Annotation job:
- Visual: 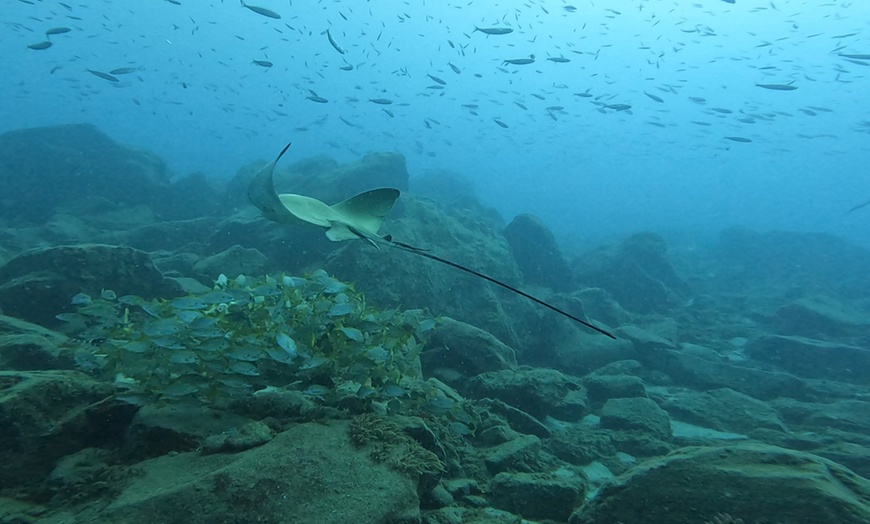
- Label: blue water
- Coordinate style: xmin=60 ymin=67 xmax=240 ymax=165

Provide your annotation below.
xmin=3 ymin=0 xmax=869 ymax=245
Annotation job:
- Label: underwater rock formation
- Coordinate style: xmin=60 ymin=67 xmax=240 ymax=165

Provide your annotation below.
xmin=0 ymin=124 xmax=169 ymax=223
xmin=503 ymin=213 xmax=573 ymax=290
xmin=0 ymin=244 xmax=181 ymax=326
xmin=716 ymin=227 xmax=870 ymax=297
xmin=0 ymin=314 xmax=74 ymax=371
xmin=570 ymin=442 xmax=870 ymax=524
xmin=468 ymin=367 xmax=587 ymax=422
xmin=0 ymin=370 xmax=137 ymax=491
xmin=56 ymin=421 xmax=420 ymax=524
xmin=772 ymin=295 xmax=870 ymax=339
xmin=191 ymin=244 xmax=268 ymax=280
xmin=574 ymin=232 xmax=691 ymax=314
xmin=422 ymin=316 xmax=518 ymax=382
xmin=490 ymin=470 xmax=585 ymax=521
xmin=747 ymin=335 xmax=870 ymax=384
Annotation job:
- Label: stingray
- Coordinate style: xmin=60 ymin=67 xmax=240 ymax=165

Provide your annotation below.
xmin=248 ymin=143 xmax=616 ymax=339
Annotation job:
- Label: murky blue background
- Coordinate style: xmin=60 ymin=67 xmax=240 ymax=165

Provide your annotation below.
xmin=4 ymin=0 xmax=868 ymax=245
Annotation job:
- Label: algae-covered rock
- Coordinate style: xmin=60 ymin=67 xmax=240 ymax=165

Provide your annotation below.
xmin=422 ymin=317 xmax=517 ymax=382
xmin=503 ymin=213 xmax=572 ymax=290
xmin=477 ymin=398 xmax=551 ymax=439
xmin=574 ymin=232 xmax=691 ymax=314
xmin=192 ymin=244 xmax=268 ymax=280
xmin=618 ymin=324 xmax=678 ymax=352
xmin=661 ymin=388 xmax=787 ymax=436
xmin=583 ymin=374 xmax=647 ymax=406
xmin=0 ymin=244 xmax=182 ymax=326
xmin=46 ymin=421 xmax=420 ymax=524
xmin=0 ymin=124 xmax=170 ymax=223
xmin=774 ymin=295 xmax=870 ymax=339
xmin=484 ymin=434 xmax=542 ymax=474
xmin=122 ymin=404 xmax=256 ymax=462
xmin=570 ymin=442 xmax=870 ymax=524
xmin=653 ymin=347 xmax=812 ymax=401
xmin=599 ymin=397 xmax=672 ymax=442
xmin=490 ymin=470 xmax=585 ymax=521
xmin=550 ymin=330 xmax=636 ymax=377
xmin=0 ymin=370 xmax=138 ymax=491
xmin=467 ymin=368 xmax=587 ymax=421
xmin=0 ymin=315 xmax=74 ymax=370
xmin=201 ymin=421 xmax=275 ymax=454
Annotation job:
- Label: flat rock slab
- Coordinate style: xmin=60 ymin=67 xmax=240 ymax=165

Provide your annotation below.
xmin=661 ymin=387 xmax=787 ymax=435
xmin=468 ymin=368 xmax=586 ymax=421
xmin=747 ymin=335 xmax=870 ymax=384
xmin=570 ymin=442 xmax=870 ymax=524
xmin=48 ymin=420 xmax=419 ymax=524
xmin=490 ymin=471 xmax=585 ymax=522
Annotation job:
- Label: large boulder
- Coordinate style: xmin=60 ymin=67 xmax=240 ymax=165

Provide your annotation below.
xmin=422 ymin=317 xmax=517 ymax=383
xmin=0 ymin=370 xmax=137 ymax=491
xmin=0 ymin=244 xmax=182 ymax=326
xmin=570 ymin=442 xmax=870 ymax=524
xmin=0 ymin=124 xmax=168 ymax=223
xmin=715 ymin=227 xmax=870 ymax=297
xmin=503 ymin=214 xmax=572 ymax=290
xmin=661 ymin=388 xmax=787 ymax=435
xmin=42 ymin=420 xmax=420 ymax=524
xmin=773 ymin=296 xmax=870 ymax=339
xmin=468 ymin=368 xmax=587 ymax=421
xmin=0 ymin=315 xmax=74 ymax=371
xmin=490 ymin=470 xmax=585 ymax=522
xmin=650 ymin=347 xmax=813 ymax=401
xmin=574 ymin=233 xmax=691 ymax=314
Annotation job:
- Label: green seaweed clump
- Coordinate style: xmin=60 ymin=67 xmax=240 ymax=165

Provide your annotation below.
xmin=59 ymin=270 xmax=436 ymax=406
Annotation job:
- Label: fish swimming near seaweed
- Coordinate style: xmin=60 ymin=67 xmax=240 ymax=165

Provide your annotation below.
xmin=248 ymin=143 xmax=616 ymax=339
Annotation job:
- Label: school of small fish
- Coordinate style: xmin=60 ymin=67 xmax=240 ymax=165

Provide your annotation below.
xmin=6 ymin=0 xmax=868 ymax=163
xmin=60 ymin=270 xmax=437 ymax=405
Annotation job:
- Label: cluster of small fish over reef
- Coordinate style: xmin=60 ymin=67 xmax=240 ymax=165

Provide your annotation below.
xmin=59 ymin=270 xmax=445 ymax=412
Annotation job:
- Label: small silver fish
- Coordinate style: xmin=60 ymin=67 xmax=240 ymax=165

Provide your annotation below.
xmin=756 ymin=83 xmax=798 ymax=91
xmin=326 ymin=29 xmax=345 ymax=54
xmin=109 ymin=67 xmax=138 ymax=75
xmin=87 ymin=69 xmax=119 ymax=82
xmin=27 ymin=41 xmax=53 ymax=50
xmin=240 ymin=0 xmax=281 ymax=19
xmin=71 ymin=292 xmax=92 ymax=306
xmin=338 ymin=327 xmax=364 ymax=342
xmin=276 ymin=332 xmax=298 ymax=359
xmin=474 ymin=27 xmax=513 ymax=35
